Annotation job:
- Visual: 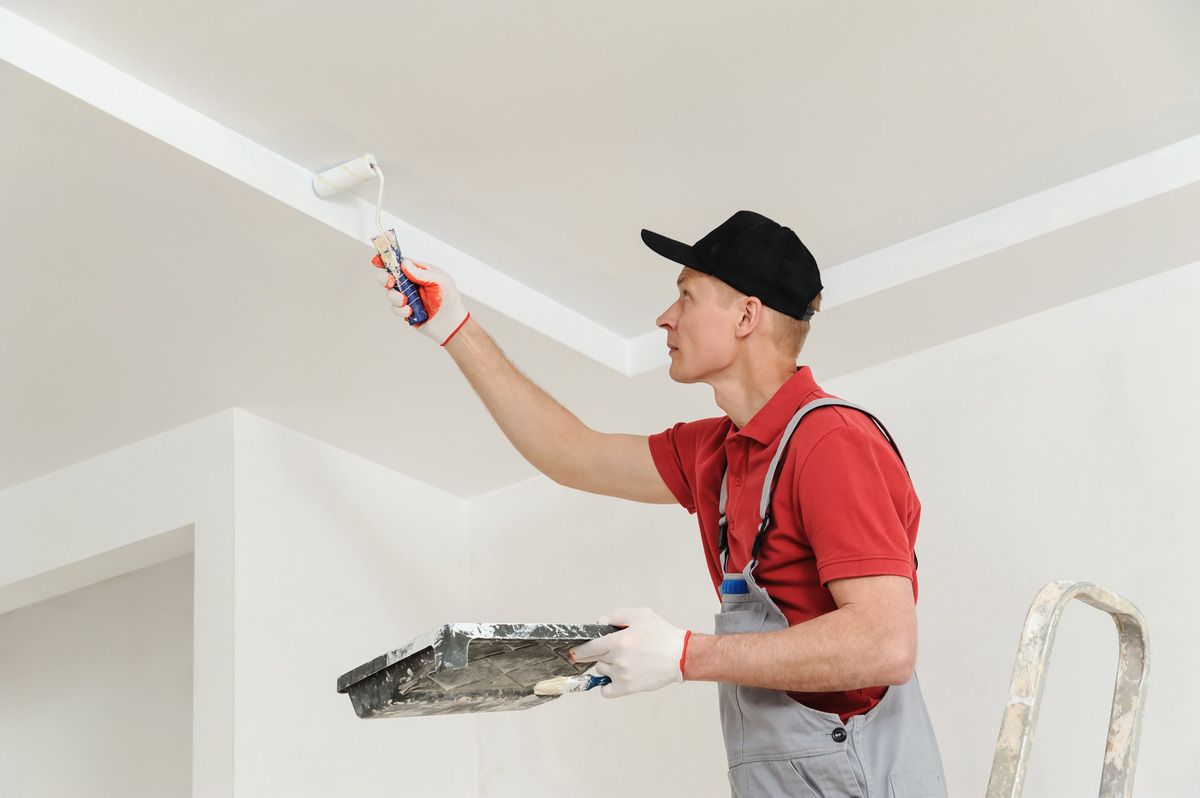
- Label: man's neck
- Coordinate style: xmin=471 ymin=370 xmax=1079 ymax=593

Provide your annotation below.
xmin=711 ymin=362 xmax=799 ymax=429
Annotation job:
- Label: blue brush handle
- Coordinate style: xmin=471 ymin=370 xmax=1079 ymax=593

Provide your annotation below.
xmin=383 ymin=235 xmax=429 ymax=325
xmin=585 ymin=675 xmax=612 ymax=691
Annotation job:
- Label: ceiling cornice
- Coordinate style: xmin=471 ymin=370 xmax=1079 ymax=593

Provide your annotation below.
xmin=628 ymin=135 xmax=1200 ymax=373
xmin=5 ymin=6 xmax=1199 ymax=379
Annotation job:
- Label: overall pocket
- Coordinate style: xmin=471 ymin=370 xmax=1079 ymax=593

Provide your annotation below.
xmin=728 ymin=750 xmax=861 ymax=798
xmin=888 ymin=772 xmax=947 ymax=798
xmin=714 ymin=601 xmax=769 ymax=635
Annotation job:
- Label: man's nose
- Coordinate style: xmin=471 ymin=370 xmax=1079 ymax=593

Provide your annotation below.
xmin=657 ymin=304 xmax=677 ymax=330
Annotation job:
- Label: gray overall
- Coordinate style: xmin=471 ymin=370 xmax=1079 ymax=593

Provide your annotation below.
xmin=716 ymin=398 xmax=947 ymax=798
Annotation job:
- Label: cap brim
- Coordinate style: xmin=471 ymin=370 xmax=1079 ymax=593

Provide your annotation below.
xmin=640 ymin=229 xmax=704 ymax=272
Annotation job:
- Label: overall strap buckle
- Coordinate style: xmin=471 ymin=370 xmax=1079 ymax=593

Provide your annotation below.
xmin=751 ymin=512 xmax=772 ymax=560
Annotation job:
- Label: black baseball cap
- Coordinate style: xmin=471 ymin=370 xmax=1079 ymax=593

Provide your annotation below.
xmin=641 ymin=210 xmax=822 ymax=321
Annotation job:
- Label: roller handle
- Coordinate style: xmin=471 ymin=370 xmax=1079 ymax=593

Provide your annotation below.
xmin=371 ymin=230 xmax=429 ymax=326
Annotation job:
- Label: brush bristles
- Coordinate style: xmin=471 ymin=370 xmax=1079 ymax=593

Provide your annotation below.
xmin=533 ymin=676 xmax=576 ymax=696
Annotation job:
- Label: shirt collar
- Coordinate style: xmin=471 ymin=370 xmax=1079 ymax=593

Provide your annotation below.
xmin=728 ymin=366 xmax=822 ymax=446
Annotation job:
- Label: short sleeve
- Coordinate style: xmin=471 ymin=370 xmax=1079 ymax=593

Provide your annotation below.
xmin=650 ymin=416 xmax=730 ymax=514
xmin=797 ymin=425 xmax=915 ymax=585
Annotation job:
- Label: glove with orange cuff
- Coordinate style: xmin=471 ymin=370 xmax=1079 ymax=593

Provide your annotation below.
xmin=373 ymin=255 xmax=470 ymax=346
xmin=569 ymin=607 xmax=693 ymax=698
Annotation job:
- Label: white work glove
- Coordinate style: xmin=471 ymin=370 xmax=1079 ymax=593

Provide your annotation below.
xmin=372 ymin=254 xmax=470 ymax=346
xmin=570 ymin=607 xmax=692 ymax=698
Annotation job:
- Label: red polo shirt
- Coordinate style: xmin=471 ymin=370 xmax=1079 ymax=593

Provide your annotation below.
xmin=647 ymin=366 xmax=921 ymax=721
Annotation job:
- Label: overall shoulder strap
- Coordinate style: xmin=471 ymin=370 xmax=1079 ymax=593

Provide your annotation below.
xmin=718 ymin=397 xmax=917 ymax=572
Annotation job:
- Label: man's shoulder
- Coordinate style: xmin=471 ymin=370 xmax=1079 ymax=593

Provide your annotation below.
xmin=789 ymin=395 xmax=894 ymax=458
xmin=667 ymin=414 xmax=731 ymax=440
xmin=653 ymin=415 xmax=730 ymax=456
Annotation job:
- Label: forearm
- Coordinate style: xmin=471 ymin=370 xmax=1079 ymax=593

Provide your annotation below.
xmin=442 ymin=316 xmax=592 ymax=483
xmin=685 ymin=605 xmax=915 ymax=692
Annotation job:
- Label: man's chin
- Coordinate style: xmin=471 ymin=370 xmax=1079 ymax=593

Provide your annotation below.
xmin=667 ymin=362 xmax=697 ymax=385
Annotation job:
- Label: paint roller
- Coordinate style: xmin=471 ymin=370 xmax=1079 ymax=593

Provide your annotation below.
xmin=312 ymin=154 xmax=429 ymax=325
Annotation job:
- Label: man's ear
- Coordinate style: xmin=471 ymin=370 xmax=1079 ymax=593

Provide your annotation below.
xmin=735 ymin=296 xmax=765 ymax=339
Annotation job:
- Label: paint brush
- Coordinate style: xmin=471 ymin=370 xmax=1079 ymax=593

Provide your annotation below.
xmin=533 ymin=674 xmax=612 ymax=696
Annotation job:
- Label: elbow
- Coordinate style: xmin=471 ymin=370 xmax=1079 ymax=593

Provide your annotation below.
xmin=881 ymin=635 xmax=917 ymax=686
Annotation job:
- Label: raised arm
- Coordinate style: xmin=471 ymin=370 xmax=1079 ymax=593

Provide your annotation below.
xmin=375 ymin=256 xmax=675 ymax=504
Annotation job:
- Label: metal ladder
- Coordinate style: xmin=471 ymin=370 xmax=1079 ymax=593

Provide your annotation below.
xmin=985 ymin=581 xmax=1151 ymax=798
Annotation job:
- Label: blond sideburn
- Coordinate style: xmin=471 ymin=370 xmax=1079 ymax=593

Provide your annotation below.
xmin=713 ymin=279 xmax=822 ymax=359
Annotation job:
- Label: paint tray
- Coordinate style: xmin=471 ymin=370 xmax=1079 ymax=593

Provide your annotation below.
xmin=336 ymin=623 xmax=617 ymax=718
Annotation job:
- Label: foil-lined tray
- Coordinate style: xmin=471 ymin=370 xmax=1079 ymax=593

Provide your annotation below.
xmin=336 ymin=623 xmax=617 ymax=718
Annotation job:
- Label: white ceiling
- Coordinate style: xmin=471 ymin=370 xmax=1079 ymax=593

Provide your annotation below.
xmin=3 ymin=2 xmax=1200 ymax=497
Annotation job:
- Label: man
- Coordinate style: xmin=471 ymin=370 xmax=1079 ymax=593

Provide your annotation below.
xmin=372 ymin=210 xmax=945 ymax=797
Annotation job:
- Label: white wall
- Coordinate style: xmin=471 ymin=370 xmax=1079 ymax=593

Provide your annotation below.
xmin=0 ymin=412 xmax=235 ymax=797
xmin=466 ymin=257 xmax=1200 ymax=797
xmin=4 ymin=259 xmax=1197 ymax=797
xmin=230 ymin=412 xmax=476 ymax=797
xmin=0 ymin=554 xmax=194 ymax=798
xmin=468 ymin=479 xmax=727 ymax=797
xmin=0 ymin=410 xmax=476 ymax=798
xmin=825 ymin=256 xmax=1200 ymax=796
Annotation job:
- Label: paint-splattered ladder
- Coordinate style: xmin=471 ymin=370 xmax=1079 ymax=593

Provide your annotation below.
xmin=985 ymin=581 xmax=1150 ymax=798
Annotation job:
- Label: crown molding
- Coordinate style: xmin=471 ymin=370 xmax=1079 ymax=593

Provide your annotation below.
xmin=629 ymin=135 xmax=1200 ymax=373
xmin=0 ymin=7 xmax=629 ymax=372
xmin=4 ymin=6 xmax=1198 ymax=379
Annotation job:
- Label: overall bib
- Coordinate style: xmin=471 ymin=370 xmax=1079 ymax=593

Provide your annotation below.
xmin=716 ymin=398 xmax=947 ymax=798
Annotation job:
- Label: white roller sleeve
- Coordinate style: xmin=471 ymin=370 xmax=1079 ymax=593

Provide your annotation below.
xmin=312 ymin=154 xmax=379 ymax=198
